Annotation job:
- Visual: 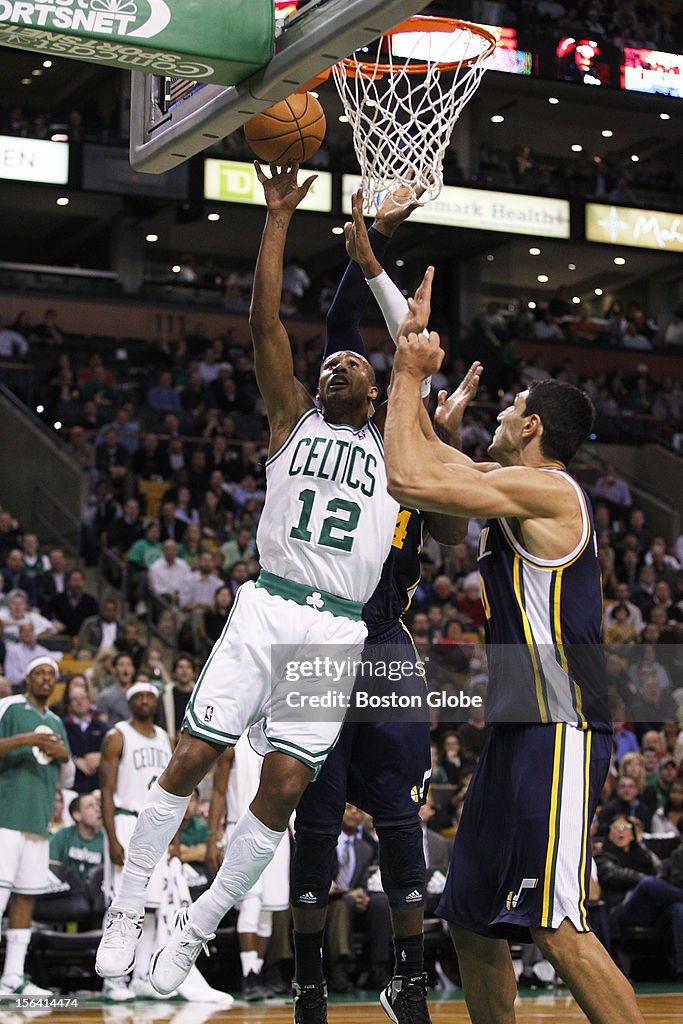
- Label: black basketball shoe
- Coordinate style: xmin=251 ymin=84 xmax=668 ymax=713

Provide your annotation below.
xmin=380 ymin=973 xmax=431 ymax=1024
xmin=293 ymin=980 xmax=328 ymax=1024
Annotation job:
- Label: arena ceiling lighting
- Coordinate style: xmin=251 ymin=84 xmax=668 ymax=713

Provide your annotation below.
xmin=537 ymin=274 xmax=549 ymax=282
xmin=631 ymin=154 xmax=640 ymax=161
xmin=331 ymin=226 xmax=344 ymax=235
xmin=42 ymin=60 xmax=52 ymax=68
xmin=601 ymin=129 xmax=613 ymax=137
xmin=529 ymin=247 xmax=541 ymax=255
xmin=595 ymin=287 xmax=603 ymax=295
xmin=659 ymin=112 xmax=670 ymax=120
xmin=571 ymin=144 xmax=582 ymax=152
xmin=56 ymin=197 xmax=69 ymax=206
xmin=614 ymin=256 xmax=626 ymax=265
xmin=572 ymin=295 xmax=581 ymax=303
xmin=490 ymin=114 xmax=505 ymax=123
xmin=145 ymin=233 xmax=159 ymax=243
xmin=207 ymin=213 xmax=221 ymax=221
xmin=548 ymin=97 xmax=559 ymax=104
xmin=528 ymin=301 xmax=537 ymax=309
xmin=568 ymin=263 xmax=576 ymax=270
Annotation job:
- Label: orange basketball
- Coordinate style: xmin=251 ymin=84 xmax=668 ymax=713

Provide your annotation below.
xmin=244 ymin=92 xmax=326 ymax=166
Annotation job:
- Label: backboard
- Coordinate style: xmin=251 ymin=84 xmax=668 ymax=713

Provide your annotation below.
xmin=130 ymin=0 xmax=429 ymax=173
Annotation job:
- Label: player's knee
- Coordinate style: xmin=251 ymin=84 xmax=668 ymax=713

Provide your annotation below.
xmin=162 ymin=733 xmax=219 ymax=790
xmin=376 ymin=820 xmax=426 ymax=908
xmin=291 ymin=829 xmax=338 ymax=909
xmin=259 ymin=753 xmax=313 ymax=811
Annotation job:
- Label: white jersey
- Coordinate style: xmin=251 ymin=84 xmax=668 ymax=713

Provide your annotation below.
xmin=257 ymin=408 xmax=398 ymax=603
xmin=113 ymin=721 xmax=172 ymax=814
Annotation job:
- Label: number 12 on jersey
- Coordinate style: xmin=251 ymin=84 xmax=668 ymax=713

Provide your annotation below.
xmin=290 ymin=488 xmax=361 ymax=552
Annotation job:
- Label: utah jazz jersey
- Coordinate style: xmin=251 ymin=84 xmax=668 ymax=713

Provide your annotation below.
xmin=363 ymin=507 xmax=423 ymax=638
xmin=258 ymin=408 xmax=399 ymax=604
xmin=113 ymin=721 xmax=172 ymax=813
xmin=478 ymin=470 xmax=609 ymax=730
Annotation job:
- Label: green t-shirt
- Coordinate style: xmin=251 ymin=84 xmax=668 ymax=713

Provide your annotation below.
xmin=128 ymin=539 xmax=163 ymax=567
xmin=49 ymin=825 xmax=104 ymax=879
xmin=0 ymin=695 xmax=71 ymax=837
xmin=180 ymin=815 xmax=208 ymax=848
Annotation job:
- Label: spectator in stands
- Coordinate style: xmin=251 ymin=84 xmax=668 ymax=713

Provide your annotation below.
xmin=201 ymin=585 xmax=233 ymax=649
xmin=98 ymin=406 xmax=138 ymax=455
xmin=598 ymin=775 xmax=653 ymax=834
xmin=132 ymin=431 xmax=168 ymax=481
xmin=0 ymin=589 xmax=55 ymax=641
xmin=594 ymin=463 xmax=632 ymax=510
xmin=532 ymin=309 xmax=564 ymax=343
xmin=106 ymin=497 xmax=143 ymax=555
xmin=148 ymin=539 xmax=191 ymax=608
xmin=198 ymin=488 xmax=225 ymax=540
xmin=605 ymin=603 xmax=638 ymax=645
xmin=159 ymin=499 xmax=187 ymax=544
xmin=220 ymin=525 xmax=256 ymax=572
xmin=96 ymin=428 xmax=132 ymax=502
xmin=179 ymin=551 xmax=223 ymax=614
xmin=78 ymin=597 xmax=124 ymax=655
xmin=62 ymin=675 xmax=107 ymax=794
xmin=282 ymin=255 xmax=311 ymax=300
xmin=612 ymin=705 xmax=640 ymax=764
xmin=604 ymin=582 xmax=644 ymax=634
xmin=81 ymin=364 xmax=116 ymax=407
xmin=650 ymin=780 xmax=683 ymax=836
xmin=21 ymin=533 xmax=46 ymax=579
xmin=177 ymin=788 xmax=208 ymax=864
xmin=3 ymin=622 xmax=58 ymax=689
xmin=0 ymin=316 xmax=29 ymax=359
xmin=51 ymin=568 xmax=99 ymax=638
xmin=644 ymin=757 xmax=680 ymax=814
xmin=439 ymin=731 xmax=468 ymax=786
xmin=199 ymin=345 xmax=220 ymax=384
xmin=645 ymin=537 xmax=680 ymax=585
xmin=37 ymin=547 xmax=67 ymax=613
xmin=95 ymin=651 xmax=136 ymax=726
xmin=0 ymin=510 xmax=21 ymax=565
xmin=81 ymin=479 xmax=120 ymax=566
xmin=31 ymin=308 xmax=64 ymax=346
xmin=114 ymin=620 xmax=146 ymax=672
xmin=148 ymin=370 xmax=181 ymax=415
xmin=324 ymin=804 xmax=391 ymax=993
xmin=49 ymin=792 xmax=104 ymax=880
xmin=159 ymin=654 xmax=197 ymax=739
xmin=1 ymin=548 xmax=37 ymax=606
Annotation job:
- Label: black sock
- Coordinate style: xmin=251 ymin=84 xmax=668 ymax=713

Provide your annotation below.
xmin=293 ymin=929 xmax=325 ymax=987
xmin=394 ymin=933 xmax=424 ymax=978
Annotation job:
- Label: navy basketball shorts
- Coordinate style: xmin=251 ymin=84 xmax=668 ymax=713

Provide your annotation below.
xmin=437 ymin=722 xmax=612 ymax=941
xmin=295 ymin=622 xmax=431 ymax=831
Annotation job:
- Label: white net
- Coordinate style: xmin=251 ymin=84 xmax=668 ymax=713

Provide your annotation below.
xmin=332 ymin=18 xmax=495 ymax=209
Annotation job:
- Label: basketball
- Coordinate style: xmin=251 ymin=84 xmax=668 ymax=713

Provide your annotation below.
xmin=244 ymin=92 xmax=326 ymax=166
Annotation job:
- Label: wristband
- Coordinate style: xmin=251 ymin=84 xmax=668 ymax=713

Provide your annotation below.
xmin=421 ymin=377 xmax=432 ymax=399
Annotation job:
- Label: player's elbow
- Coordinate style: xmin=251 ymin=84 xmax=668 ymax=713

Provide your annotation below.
xmin=387 ymin=467 xmax=420 ymax=506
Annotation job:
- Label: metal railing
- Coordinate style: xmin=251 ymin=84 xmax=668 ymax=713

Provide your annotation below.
xmin=31 ymin=483 xmax=82 ymax=558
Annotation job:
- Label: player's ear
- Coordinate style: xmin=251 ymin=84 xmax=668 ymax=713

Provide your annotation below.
xmin=368 ymin=384 xmax=379 ymax=402
xmin=523 ymin=413 xmax=542 ymax=439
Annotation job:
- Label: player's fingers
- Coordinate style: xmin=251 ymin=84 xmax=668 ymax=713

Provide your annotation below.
xmin=253 ymin=160 xmax=266 ymax=181
xmin=300 ymin=174 xmax=318 ymax=195
xmin=437 ymin=389 xmax=447 ymax=407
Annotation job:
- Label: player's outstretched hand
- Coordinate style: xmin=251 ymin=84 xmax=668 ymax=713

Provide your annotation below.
xmin=254 ymin=161 xmax=317 ymax=213
xmin=434 ymin=361 xmax=484 ymax=437
xmin=373 ymin=176 xmax=426 ymax=236
xmin=395 ymin=329 xmax=444 ymax=380
xmin=343 ymin=188 xmax=382 ymax=277
xmin=395 ymin=265 xmax=434 ymax=342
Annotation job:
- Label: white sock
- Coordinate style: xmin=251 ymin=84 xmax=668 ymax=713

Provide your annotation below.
xmin=255 ymin=957 xmax=264 ymax=975
xmin=132 ymin=913 xmax=157 ymax=981
xmin=115 ymin=782 xmax=190 ymax=915
xmin=240 ymin=950 xmax=259 ymax=977
xmin=191 ymin=809 xmax=285 ymax=936
xmin=1 ymin=928 xmax=31 ymax=985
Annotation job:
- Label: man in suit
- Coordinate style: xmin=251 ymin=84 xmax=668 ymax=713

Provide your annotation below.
xmin=51 ymin=568 xmax=99 ymax=639
xmin=1 ymin=549 xmax=37 ymax=607
xmin=324 ymin=806 xmax=392 ymax=993
xmin=419 ymin=802 xmax=452 ymax=915
xmin=37 ymin=548 xmax=67 ymax=614
xmin=77 ymin=597 xmax=124 ymax=656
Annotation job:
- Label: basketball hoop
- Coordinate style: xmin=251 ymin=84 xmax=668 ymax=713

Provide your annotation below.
xmin=332 ymin=16 xmax=496 ymax=209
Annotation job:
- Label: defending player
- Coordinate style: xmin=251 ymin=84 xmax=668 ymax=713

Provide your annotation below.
xmin=95 ymin=163 xmax=400 ymax=995
xmin=290 ymin=190 xmax=476 ymax=1024
xmin=382 ymin=271 xmax=645 ymax=1024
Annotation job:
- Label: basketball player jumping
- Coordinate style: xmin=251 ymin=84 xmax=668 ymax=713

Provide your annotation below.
xmin=381 ymin=267 xmax=645 ymax=1024
xmin=290 ymin=188 xmax=474 ymax=1024
xmin=95 ymin=162 xmax=400 ymax=995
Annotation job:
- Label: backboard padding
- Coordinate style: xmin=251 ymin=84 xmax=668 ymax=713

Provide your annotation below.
xmin=130 ymin=0 xmax=429 ymax=173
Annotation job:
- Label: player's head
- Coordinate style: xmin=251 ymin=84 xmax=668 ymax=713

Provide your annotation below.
xmin=317 ymin=351 xmax=377 ymax=420
xmin=489 ymin=380 xmax=594 ymax=466
xmin=126 ymin=680 xmax=159 ymax=721
xmin=25 ymin=656 xmax=59 ymax=703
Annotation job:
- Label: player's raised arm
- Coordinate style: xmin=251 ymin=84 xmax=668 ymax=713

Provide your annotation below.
xmin=385 ymin=301 xmax=572 ymax=524
xmin=250 ymin=162 xmax=318 ymax=455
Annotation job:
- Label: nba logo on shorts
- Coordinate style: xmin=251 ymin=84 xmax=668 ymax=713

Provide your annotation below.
xmin=204 ymin=705 xmax=214 ymax=723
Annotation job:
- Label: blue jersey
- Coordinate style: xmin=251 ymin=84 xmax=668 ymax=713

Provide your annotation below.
xmin=477 ymin=469 xmax=610 ymax=730
xmin=363 ymin=507 xmax=423 ymax=639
